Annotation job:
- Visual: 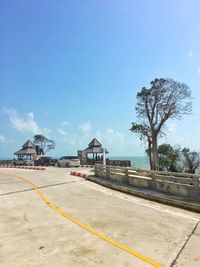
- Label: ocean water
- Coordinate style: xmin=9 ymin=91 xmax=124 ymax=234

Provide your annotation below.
xmin=0 ymin=156 xmax=150 ymax=170
xmin=0 ymin=158 xmax=13 ymax=161
xmin=109 ymin=156 xmax=150 ymax=170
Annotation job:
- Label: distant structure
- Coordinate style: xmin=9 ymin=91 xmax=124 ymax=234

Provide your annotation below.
xmin=78 ymin=138 xmax=131 ymax=167
xmin=78 ymin=138 xmax=108 ymax=164
xmin=14 ymin=140 xmax=37 ymax=160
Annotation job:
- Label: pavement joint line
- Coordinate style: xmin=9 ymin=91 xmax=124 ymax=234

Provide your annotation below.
xmin=78 ymin=181 xmax=200 ymax=222
xmin=1 ymin=171 xmax=199 ymax=222
xmin=0 ymin=180 xmax=81 ymax=196
xmin=4 ymin=172 xmax=164 ymax=267
xmin=169 ymin=221 xmax=200 ymax=267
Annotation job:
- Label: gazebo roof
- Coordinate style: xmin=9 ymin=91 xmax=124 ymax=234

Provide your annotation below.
xmin=14 ymin=148 xmax=37 ymax=155
xmin=88 ymin=138 xmax=102 ymax=148
xmin=14 ymin=139 xmax=37 ymax=155
xmin=22 ymin=140 xmax=35 ymax=148
xmin=83 ymin=138 xmax=108 ymax=154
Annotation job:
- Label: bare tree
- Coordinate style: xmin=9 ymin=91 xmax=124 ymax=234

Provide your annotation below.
xmin=130 ymin=78 xmax=192 ymax=170
xmin=33 ymin=134 xmax=55 ymax=155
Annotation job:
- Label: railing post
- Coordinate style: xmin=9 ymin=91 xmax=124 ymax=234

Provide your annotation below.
xmin=151 ymin=171 xmax=156 ymax=181
xmin=150 ymin=171 xmax=156 ymax=190
xmin=192 ymin=176 xmax=200 ymax=200
xmin=105 ymin=165 xmax=109 ymax=179
xmin=123 ymin=167 xmax=129 ymax=184
xmin=101 ymin=164 xmax=105 ymax=178
xmin=103 ymin=165 xmax=106 ymax=178
xmin=94 ymin=164 xmax=98 ymax=176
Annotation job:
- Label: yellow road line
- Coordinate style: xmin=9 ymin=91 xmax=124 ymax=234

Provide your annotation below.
xmin=7 ymin=173 xmax=164 ymax=267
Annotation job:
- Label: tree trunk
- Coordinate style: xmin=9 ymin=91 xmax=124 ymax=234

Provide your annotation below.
xmin=148 ymin=141 xmax=153 ymax=170
xmin=151 ymin=135 xmax=158 ymax=170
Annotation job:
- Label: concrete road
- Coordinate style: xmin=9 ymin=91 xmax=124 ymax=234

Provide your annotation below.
xmin=0 ymin=167 xmax=200 ymax=267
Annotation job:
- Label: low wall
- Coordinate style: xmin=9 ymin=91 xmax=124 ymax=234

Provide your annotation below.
xmin=81 ymin=160 xmax=131 ymax=167
xmin=94 ymin=165 xmax=200 ymax=200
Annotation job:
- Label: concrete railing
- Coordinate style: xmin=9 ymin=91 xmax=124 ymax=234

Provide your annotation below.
xmin=94 ymin=164 xmax=200 ymax=200
xmin=81 ymin=159 xmax=131 ymax=167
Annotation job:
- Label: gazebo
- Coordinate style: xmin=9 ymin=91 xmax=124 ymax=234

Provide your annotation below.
xmin=14 ymin=140 xmax=37 ymax=160
xmin=79 ymin=138 xmax=108 ymax=163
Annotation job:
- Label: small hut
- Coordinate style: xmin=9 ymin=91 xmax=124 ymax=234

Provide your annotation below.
xmin=14 ymin=140 xmax=37 ymax=160
xmin=79 ymin=138 xmax=108 ymax=164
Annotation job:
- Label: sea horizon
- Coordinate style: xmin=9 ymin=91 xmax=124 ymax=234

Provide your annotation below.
xmin=109 ymin=155 xmax=150 ymax=170
xmin=0 ymin=155 xmax=150 ymax=170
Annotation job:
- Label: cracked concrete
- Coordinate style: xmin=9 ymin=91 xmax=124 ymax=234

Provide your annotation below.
xmin=171 ymin=222 xmax=200 ymax=267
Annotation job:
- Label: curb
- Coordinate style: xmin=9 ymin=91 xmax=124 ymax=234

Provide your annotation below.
xmin=87 ymin=176 xmax=200 ymax=213
xmin=80 ymin=165 xmax=94 ymax=168
xmin=0 ymin=165 xmax=46 ymax=171
xmin=70 ymin=171 xmax=89 ymax=179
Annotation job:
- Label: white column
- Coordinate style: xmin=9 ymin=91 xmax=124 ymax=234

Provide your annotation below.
xmin=103 ymin=148 xmax=106 ymax=166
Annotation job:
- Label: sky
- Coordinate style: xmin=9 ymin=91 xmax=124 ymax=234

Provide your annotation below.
xmin=0 ymin=0 xmax=200 ymax=158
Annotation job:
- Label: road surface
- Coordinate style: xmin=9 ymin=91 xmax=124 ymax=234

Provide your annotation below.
xmin=0 ymin=167 xmax=199 ymax=267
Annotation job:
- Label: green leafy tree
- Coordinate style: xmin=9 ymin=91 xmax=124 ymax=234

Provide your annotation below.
xmin=33 ymin=134 xmax=55 ymax=155
xmin=130 ymin=78 xmax=192 ymax=170
xmin=157 ymin=144 xmax=180 ymax=172
xmin=145 ymin=144 xmax=180 ymax=172
xmin=181 ymin=148 xmax=200 ymax=174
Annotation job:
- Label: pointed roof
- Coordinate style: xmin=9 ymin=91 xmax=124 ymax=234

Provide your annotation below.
xmin=22 ymin=140 xmax=35 ymax=148
xmin=14 ymin=139 xmax=36 ymax=155
xmin=88 ymin=138 xmax=102 ymax=147
xmin=83 ymin=138 xmax=109 ymax=154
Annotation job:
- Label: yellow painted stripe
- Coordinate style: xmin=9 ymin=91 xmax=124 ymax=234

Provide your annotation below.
xmin=10 ymin=173 xmax=164 ymax=267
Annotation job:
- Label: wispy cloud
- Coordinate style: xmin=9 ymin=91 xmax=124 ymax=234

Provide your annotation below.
xmin=78 ymin=122 xmax=91 ymax=133
xmin=198 ymin=67 xmax=200 ymax=75
xmin=5 ymin=108 xmax=51 ymax=136
xmin=188 ymin=50 xmax=193 ymax=58
xmin=58 ymin=128 xmax=68 ymax=136
xmin=55 ymin=124 xmax=143 ymax=156
xmin=96 ymin=128 xmax=125 ymax=147
xmin=60 ymin=125 xmax=125 ymax=148
xmin=0 ymin=134 xmax=6 ymax=143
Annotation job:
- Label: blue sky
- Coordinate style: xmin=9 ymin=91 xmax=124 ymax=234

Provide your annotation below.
xmin=0 ymin=0 xmax=200 ymax=158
